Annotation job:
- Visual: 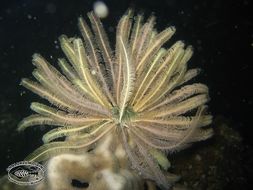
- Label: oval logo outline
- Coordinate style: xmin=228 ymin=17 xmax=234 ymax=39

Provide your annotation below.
xmin=6 ymin=161 xmax=45 ymax=186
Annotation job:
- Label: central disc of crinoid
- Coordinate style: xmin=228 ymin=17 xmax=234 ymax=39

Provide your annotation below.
xmin=112 ymin=106 xmax=136 ymax=124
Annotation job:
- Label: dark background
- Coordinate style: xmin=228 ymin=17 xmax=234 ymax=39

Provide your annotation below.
xmin=0 ymin=0 xmax=252 ymax=181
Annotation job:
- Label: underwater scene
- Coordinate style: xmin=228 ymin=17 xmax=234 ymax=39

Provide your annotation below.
xmin=0 ymin=0 xmax=252 ymax=190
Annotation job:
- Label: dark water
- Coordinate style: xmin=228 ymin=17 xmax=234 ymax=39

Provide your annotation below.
xmin=0 ymin=0 xmax=252 ymax=189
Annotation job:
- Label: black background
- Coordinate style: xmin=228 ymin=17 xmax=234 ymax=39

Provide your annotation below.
xmin=0 ymin=0 xmax=252 ymax=181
